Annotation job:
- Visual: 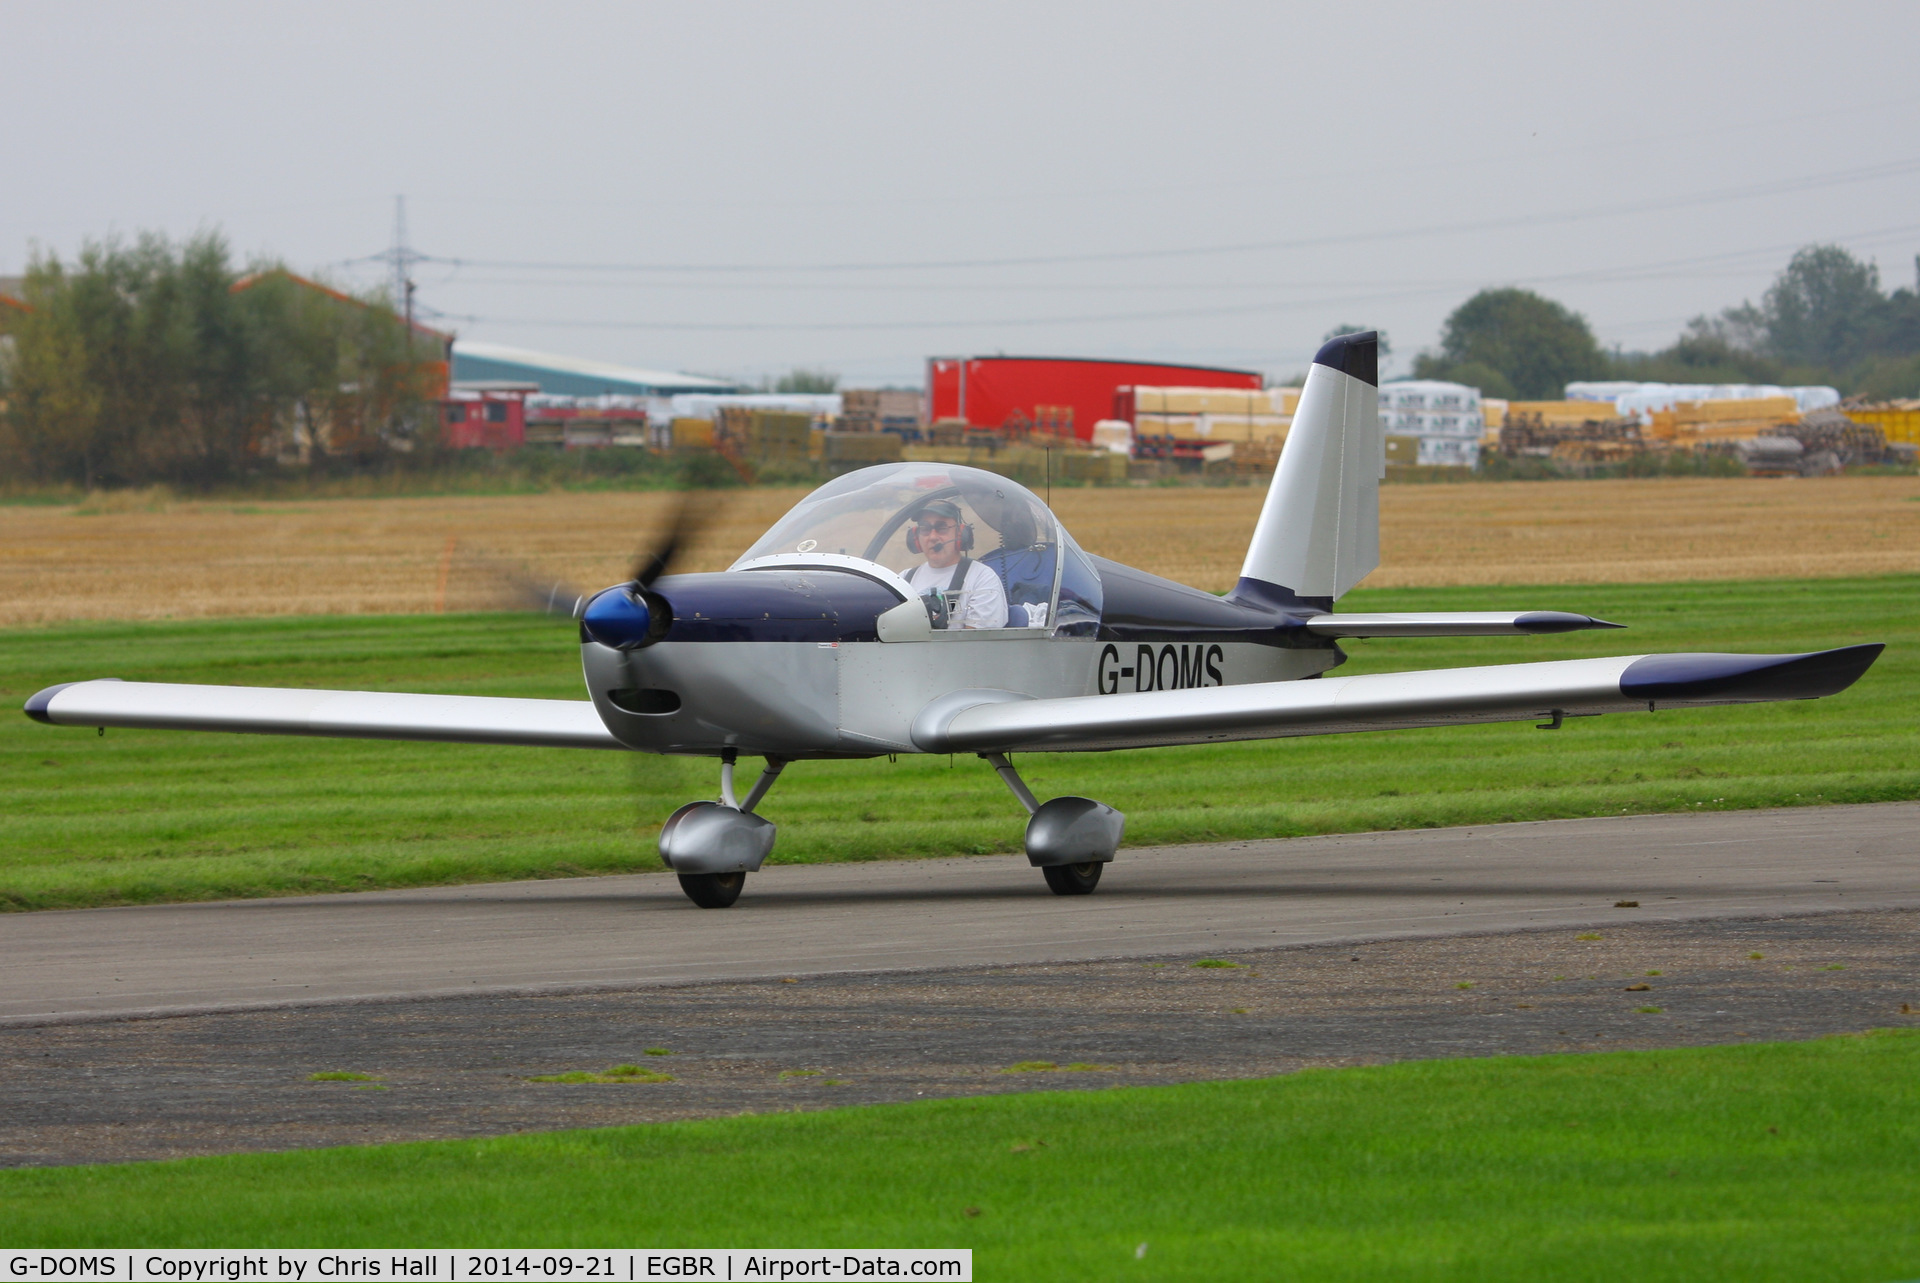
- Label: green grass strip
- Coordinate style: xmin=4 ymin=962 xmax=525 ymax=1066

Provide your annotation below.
xmin=4 ymin=1032 xmax=1918 ymax=1279
xmin=3 ymin=574 xmax=1915 ymax=910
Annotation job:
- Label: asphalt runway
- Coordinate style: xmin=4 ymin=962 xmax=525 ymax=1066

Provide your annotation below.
xmin=4 ymin=802 xmax=1917 ymax=1025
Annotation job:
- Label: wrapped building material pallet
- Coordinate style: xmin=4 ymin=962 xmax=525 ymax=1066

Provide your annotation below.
xmin=1380 ymin=380 xmax=1481 ymax=413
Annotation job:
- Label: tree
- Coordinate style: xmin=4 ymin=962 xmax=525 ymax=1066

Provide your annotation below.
xmin=1438 ymin=360 xmax=1515 ymax=400
xmin=1759 ymin=245 xmax=1883 ymax=370
xmin=771 ymin=367 xmax=838 ymax=393
xmin=1415 ymin=288 xmax=1606 ymax=399
xmin=0 ymin=231 xmax=437 ymax=488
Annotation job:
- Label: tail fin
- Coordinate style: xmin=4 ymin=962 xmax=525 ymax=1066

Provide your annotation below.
xmin=1234 ymin=331 xmax=1380 ymax=610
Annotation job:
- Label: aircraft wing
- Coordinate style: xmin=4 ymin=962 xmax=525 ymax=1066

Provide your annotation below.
xmin=913 ymin=645 xmax=1884 ymax=754
xmin=24 ymin=680 xmax=624 ymax=750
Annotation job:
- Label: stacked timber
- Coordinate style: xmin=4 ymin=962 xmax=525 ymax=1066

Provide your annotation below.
xmin=1498 ymin=412 xmax=1641 ymax=458
xmin=1127 ymin=386 xmax=1293 ymax=445
xmin=838 ymin=389 xmax=924 ymax=433
xmin=1648 ymin=396 xmax=1800 ymax=446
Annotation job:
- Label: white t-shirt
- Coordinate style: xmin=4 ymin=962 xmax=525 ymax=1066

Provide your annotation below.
xmin=902 ymin=559 xmax=1009 ymax=629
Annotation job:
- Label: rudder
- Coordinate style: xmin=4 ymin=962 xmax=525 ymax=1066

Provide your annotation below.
xmin=1233 ymin=331 xmax=1380 ymax=610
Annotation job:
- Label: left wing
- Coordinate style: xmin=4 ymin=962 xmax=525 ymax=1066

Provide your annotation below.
xmin=912 ymin=645 xmax=1883 ymax=754
xmin=25 ymin=680 xmax=623 ymax=750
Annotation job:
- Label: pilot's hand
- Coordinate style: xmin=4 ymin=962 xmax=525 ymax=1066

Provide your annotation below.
xmin=921 ymin=590 xmax=949 ymax=629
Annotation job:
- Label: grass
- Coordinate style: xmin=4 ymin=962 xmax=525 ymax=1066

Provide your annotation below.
xmin=1 ymin=574 xmax=1914 ymax=911
xmin=3 ymin=1032 xmax=1917 ymax=1278
xmin=525 ymin=1064 xmax=673 ymax=1084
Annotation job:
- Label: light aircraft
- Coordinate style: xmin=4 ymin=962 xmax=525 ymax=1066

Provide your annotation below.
xmin=25 ymin=334 xmax=1882 ymax=908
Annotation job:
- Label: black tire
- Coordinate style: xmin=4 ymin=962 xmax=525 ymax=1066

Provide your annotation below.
xmin=1041 ymin=861 xmax=1103 ymax=896
xmin=678 ymin=871 xmax=746 ymax=908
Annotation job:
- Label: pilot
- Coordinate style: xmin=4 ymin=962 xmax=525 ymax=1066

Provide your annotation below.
xmin=901 ymin=499 xmax=1008 ymax=630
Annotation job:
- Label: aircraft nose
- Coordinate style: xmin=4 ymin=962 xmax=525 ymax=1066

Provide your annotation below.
xmin=581 ymin=585 xmax=656 ymax=650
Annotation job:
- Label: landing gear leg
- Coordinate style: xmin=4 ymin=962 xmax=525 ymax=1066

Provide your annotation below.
xmin=980 ymin=752 xmax=1124 ymax=897
xmin=664 ymin=752 xmax=788 ymax=909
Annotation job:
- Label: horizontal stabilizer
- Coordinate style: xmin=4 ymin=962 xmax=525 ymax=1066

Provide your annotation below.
xmin=1303 ymin=611 xmax=1623 ymax=637
xmin=913 ymin=645 xmax=1881 ymax=754
xmin=24 ymin=680 xmax=624 ymax=750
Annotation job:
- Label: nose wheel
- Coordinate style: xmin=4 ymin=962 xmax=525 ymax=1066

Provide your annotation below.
xmin=662 ymin=753 xmax=787 ymax=909
xmin=1041 ymin=861 xmax=1103 ymax=896
xmin=981 ymin=753 xmax=1124 ymax=896
xmin=677 ymin=871 xmax=746 ymax=909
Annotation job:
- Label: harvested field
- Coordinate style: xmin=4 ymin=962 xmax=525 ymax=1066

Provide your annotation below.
xmin=1 ymin=476 xmax=1915 ymax=626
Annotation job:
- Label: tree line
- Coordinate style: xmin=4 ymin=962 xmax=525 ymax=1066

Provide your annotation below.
xmin=1409 ymin=244 xmax=1920 ymax=400
xmin=0 ymin=232 xmax=441 ymax=489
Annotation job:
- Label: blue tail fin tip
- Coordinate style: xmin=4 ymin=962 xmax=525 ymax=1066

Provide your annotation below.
xmin=1312 ymin=332 xmax=1378 ymax=387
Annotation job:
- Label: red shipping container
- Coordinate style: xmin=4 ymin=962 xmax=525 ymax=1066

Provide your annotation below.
xmin=926 ymin=356 xmax=1260 ymax=442
xmin=442 ymin=389 xmax=528 ymax=450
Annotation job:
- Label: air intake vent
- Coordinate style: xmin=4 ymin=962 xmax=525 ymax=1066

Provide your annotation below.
xmin=608 ymin=688 xmax=682 ymax=715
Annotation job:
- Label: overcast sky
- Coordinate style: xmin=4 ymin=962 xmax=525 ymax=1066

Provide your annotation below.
xmin=7 ymin=1 xmax=1919 ymax=386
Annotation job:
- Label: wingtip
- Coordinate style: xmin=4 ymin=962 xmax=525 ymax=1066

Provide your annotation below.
xmin=23 ymin=682 xmax=79 ymax=724
xmin=1622 ymin=644 xmax=1884 ymax=704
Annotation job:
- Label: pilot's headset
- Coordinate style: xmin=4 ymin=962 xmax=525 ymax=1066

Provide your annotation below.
xmin=905 ymin=499 xmax=975 ymax=556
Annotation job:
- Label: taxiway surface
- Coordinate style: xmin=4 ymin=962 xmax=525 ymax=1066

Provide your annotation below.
xmin=5 ymin=803 xmax=1916 ymax=1026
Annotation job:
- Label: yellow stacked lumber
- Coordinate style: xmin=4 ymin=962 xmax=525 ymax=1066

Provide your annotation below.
xmin=670 ymin=418 xmax=714 ymax=449
xmin=1648 ymin=396 xmax=1800 ymax=443
xmin=1129 ymin=386 xmax=1292 ymax=443
xmin=1505 ymin=401 xmax=1626 ymax=427
xmin=1134 ymin=412 xmax=1290 ymax=441
xmin=1130 ymin=386 xmax=1279 ymax=415
xmin=1672 ymin=396 xmax=1800 ymax=424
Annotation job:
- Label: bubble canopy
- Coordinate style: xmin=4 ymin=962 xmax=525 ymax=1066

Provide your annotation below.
xmin=732 ymin=463 xmax=1103 ymax=635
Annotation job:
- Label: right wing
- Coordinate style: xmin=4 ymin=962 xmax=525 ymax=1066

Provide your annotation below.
xmin=25 ymin=680 xmax=624 ymax=750
xmin=912 ymin=645 xmax=1883 ymax=754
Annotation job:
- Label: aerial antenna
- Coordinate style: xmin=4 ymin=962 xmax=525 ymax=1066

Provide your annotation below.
xmin=387 ymin=195 xmax=425 ymax=330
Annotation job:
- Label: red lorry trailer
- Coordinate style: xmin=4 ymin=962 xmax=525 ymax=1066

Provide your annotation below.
xmin=926 ymin=356 xmax=1260 ymax=443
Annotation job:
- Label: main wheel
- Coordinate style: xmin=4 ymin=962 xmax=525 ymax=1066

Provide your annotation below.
xmin=1041 ymin=861 xmax=1103 ymax=896
xmin=678 ymin=871 xmax=746 ymax=908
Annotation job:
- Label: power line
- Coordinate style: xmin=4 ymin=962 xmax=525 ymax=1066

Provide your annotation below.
xmin=438 ymin=220 xmax=1920 ymax=335
xmin=403 ymin=154 xmax=1920 ymax=278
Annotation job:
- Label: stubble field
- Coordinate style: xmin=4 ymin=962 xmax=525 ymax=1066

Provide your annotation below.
xmin=2 ymin=474 xmax=1916 ymax=626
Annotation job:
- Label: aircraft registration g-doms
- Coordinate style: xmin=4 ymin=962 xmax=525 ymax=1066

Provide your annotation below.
xmin=26 ymin=333 xmax=1884 ymax=908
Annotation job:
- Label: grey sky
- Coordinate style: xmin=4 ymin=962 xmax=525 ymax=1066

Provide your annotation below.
xmin=7 ymin=1 xmax=1918 ymax=387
